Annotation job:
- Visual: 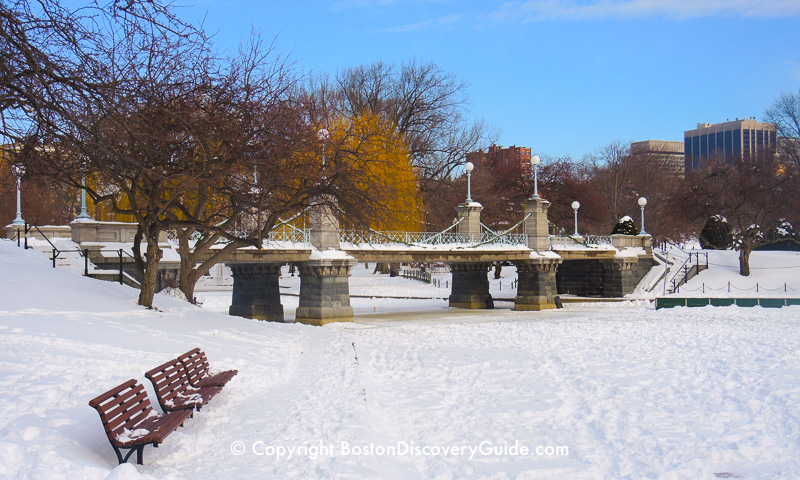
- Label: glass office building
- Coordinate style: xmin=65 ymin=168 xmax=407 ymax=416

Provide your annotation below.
xmin=684 ymin=118 xmax=777 ymax=173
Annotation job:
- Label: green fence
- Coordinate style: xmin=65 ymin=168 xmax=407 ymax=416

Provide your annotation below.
xmin=656 ymin=298 xmax=800 ymax=309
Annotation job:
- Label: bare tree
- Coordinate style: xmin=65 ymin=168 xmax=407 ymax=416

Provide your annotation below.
xmin=765 ymin=88 xmax=800 ymax=167
xmin=577 ymin=140 xmax=689 ymax=242
xmin=680 ymin=152 xmax=800 ymax=275
xmin=581 ymin=141 xmax=632 ymax=230
xmin=316 ymin=61 xmax=492 ymax=226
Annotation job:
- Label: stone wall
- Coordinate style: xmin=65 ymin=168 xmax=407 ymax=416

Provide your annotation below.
xmin=556 ymin=255 xmax=654 ymax=297
xmin=556 ymin=259 xmax=606 ymax=296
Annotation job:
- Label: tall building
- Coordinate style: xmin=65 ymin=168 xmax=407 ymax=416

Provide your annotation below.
xmin=684 ymin=118 xmax=777 ymax=172
xmin=466 ymin=145 xmax=532 ymax=173
xmin=630 ymin=140 xmax=685 ymax=176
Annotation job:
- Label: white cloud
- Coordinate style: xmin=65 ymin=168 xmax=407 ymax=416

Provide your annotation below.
xmin=377 ymin=13 xmax=467 ymax=33
xmin=490 ymin=0 xmax=800 ymax=22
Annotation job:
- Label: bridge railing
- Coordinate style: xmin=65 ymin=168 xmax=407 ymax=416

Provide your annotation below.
xmin=549 ymin=235 xmax=613 ymax=248
xmin=264 ymin=225 xmax=310 ymax=244
xmin=340 ymin=231 xmax=529 ymax=247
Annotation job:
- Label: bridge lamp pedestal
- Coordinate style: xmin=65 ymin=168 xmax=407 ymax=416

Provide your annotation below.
xmin=11 ymin=163 xmax=26 ymax=226
xmin=638 ymin=197 xmax=647 ymax=235
xmin=464 ymin=161 xmax=475 ymax=203
xmin=531 ymin=155 xmax=541 ymax=198
xmin=571 ymin=201 xmax=581 ymax=237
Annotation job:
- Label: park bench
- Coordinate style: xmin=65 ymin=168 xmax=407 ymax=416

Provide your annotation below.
xmin=178 ymin=348 xmax=238 ymax=388
xmin=88 ymin=379 xmax=192 ymax=465
xmin=145 ymin=358 xmax=222 ymax=412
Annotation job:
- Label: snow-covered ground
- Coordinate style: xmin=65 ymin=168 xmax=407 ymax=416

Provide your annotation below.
xmin=2 ymin=239 xmax=800 ymax=479
xmin=668 ymin=249 xmax=800 ymax=298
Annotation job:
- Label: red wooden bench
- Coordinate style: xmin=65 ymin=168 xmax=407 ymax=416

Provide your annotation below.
xmin=88 ymin=379 xmax=192 ymax=465
xmin=178 ymin=348 xmax=238 ymax=388
xmin=145 ymin=358 xmax=222 ymax=412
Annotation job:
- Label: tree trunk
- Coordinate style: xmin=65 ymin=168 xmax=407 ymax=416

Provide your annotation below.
xmin=138 ymin=229 xmax=163 ymax=308
xmin=179 ymin=268 xmax=199 ymax=304
xmin=373 ymin=262 xmax=390 ymax=274
xmin=738 ymin=244 xmax=751 ymax=276
xmin=494 ymin=261 xmax=502 ymax=279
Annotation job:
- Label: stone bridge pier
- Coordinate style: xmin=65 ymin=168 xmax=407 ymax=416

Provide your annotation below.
xmin=448 ymin=262 xmax=494 ymax=308
xmin=295 ymin=257 xmax=357 ymax=326
xmin=229 ymin=263 xmax=284 ymax=322
xmin=445 ymin=196 xmax=563 ymax=311
xmin=514 ymin=257 xmax=561 ymax=311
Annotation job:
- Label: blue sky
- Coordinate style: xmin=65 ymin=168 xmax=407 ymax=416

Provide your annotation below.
xmin=179 ymin=0 xmax=800 ymax=159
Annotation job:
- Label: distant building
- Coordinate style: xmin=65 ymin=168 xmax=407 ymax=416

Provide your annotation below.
xmin=684 ymin=118 xmax=777 ymax=172
xmin=466 ymin=144 xmax=532 ymax=173
xmin=630 ymin=140 xmax=685 ymax=176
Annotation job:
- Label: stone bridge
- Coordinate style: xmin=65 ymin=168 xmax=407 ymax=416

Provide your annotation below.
xmin=223 ymin=198 xmax=653 ymax=325
xmin=6 ymin=196 xmax=653 ymax=326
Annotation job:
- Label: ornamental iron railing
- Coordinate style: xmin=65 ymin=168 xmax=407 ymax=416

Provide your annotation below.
xmin=339 ymin=230 xmax=529 ymax=247
xmin=549 ymin=235 xmax=612 ymax=248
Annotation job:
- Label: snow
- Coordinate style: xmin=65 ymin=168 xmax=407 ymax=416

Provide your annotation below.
xmin=2 ymin=239 xmax=800 ymax=479
xmin=528 ymin=250 xmax=562 ymax=259
xmin=667 ymin=248 xmax=800 ymax=298
xmin=615 ymin=247 xmax=647 ymax=258
xmin=117 ymin=429 xmax=150 ymax=443
xmin=308 ymin=248 xmax=356 ymax=261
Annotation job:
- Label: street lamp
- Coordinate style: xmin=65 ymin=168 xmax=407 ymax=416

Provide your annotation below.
xmin=531 ymin=155 xmax=541 ymax=198
xmin=638 ymin=197 xmax=648 ymax=235
xmin=465 ymin=161 xmax=474 ymax=203
xmin=571 ymin=200 xmax=580 ymax=236
xmin=11 ymin=163 xmax=26 ymax=226
xmin=77 ymin=168 xmax=91 ymax=219
xmin=317 ymin=128 xmax=330 ymax=179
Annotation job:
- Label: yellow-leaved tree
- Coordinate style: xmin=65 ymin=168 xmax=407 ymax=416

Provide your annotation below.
xmin=325 ymin=112 xmax=421 ymax=233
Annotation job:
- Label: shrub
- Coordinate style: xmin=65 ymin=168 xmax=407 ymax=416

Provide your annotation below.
xmin=611 ymin=216 xmax=638 ymax=235
xmin=699 ymin=215 xmax=732 ymax=249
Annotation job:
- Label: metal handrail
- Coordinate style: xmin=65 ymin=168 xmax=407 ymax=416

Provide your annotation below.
xmin=668 ymin=251 xmax=708 ymax=293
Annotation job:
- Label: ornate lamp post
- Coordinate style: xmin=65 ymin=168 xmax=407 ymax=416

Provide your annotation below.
xmin=11 ymin=163 xmax=26 ymax=226
xmin=571 ymin=200 xmax=580 ymax=236
xmin=638 ymin=197 xmax=648 ymax=235
xmin=531 ymin=155 xmax=541 ymax=198
xmin=77 ymin=169 xmax=91 ymax=219
xmin=317 ymin=128 xmax=329 ymax=180
xmin=465 ymin=161 xmax=474 ymax=203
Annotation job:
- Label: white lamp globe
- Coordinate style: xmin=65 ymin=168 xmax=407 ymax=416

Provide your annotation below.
xmin=465 ymin=161 xmax=474 ymax=173
xmin=638 ymin=197 xmax=647 ymax=207
xmin=571 ymin=201 xmax=580 ymax=210
xmin=531 ymin=155 xmax=540 ymax=166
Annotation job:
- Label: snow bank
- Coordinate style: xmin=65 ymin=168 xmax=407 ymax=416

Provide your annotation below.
xmin=670 ymin=249 xmax=800 ymax=297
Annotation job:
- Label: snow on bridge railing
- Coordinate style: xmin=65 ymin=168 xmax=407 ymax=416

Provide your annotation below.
xmin=549 ymin=235 xmax=613 ymax=248
xmin=340 ymin=231 xmax=529 ymax=247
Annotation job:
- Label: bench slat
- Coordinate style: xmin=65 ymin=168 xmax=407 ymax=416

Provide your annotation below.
xmin=178 ymin=349 xmax=238 ymax=388
xmin=89 ymin=379 xmax=192 ymax=465
xmin=145 ymin=358 xmax=220 ymax=412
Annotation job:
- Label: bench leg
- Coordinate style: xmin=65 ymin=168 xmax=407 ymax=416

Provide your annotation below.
xmin=112 ymin=445 xmax=124 ymax=465
xmin=112 ymin=444 xmax=144 ymax=465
